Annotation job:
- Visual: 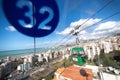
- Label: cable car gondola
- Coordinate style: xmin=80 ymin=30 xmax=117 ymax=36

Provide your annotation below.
xmin=70 ymin=47 xmax=87 ymax=66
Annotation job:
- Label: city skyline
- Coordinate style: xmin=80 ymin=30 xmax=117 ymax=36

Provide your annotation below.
xmin=0 ymin=0 xmax=120 ymax=51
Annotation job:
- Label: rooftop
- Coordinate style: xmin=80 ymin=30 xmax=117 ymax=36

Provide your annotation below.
xmin=54 ymin=65 xmax=93 ymax=80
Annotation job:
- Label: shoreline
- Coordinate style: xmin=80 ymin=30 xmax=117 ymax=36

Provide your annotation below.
xmin=0 ymin=47 xmax=63 ymax=60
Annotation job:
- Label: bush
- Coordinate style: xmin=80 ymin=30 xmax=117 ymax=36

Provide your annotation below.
xmin=93 ymin=49 xmax=119 ymax=68
xmin=93 ymin=54 xmax=99 ymax=66
xmin=63 ymin=58 xmax=73 ymax=68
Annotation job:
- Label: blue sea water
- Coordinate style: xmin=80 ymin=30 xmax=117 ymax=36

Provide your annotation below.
xmin=0 ymin=48 xmax=50 ymax=59
xmin=0 ymin=48 xmax=61 ymax=60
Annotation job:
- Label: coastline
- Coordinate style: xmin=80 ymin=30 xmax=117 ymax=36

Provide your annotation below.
xmin=0 ymin=48 xmax=47 ymax=60
xmin=0 ymin=47 xmax=62 ymax=60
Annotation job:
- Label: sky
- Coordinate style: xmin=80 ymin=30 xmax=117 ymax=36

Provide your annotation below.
xmin=0 ymin=0 xmax=120 ymax=51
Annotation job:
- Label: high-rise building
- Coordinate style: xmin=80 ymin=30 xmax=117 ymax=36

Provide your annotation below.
xmin=84 ymin=42 xmax=100 ymax=59
xmin=38 ymin=54 xmax=43 ymax=62
xmin=17 ymin=62 xmax=31 ymax=72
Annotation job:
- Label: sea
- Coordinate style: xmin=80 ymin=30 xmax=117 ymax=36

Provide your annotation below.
xmin=0 ymin=48 xmax=60 ymax=60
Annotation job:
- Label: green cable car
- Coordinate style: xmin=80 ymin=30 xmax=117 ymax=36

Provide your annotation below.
xmin=70 ymin=47 xmax=86 ymax=66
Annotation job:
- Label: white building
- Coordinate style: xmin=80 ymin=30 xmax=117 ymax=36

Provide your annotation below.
xmin=84 ymin=42 xmax=100 ymax=60
xmin=27 ymin=54 xmax=38 ymax=64
xmin=74 ymin=35 xmax=120 ymax=59
xmin=101 ymin=40 xmax=113 ymax=53
xmin=23 ymin=62 xmax=31 ymax=71
xmin=38 ymin=54 xmax=43 ymax=62
xmin=28 ymin=55 xmax=33 ymax=64
xmin=17 ymin=62 xmax=31 ymax=72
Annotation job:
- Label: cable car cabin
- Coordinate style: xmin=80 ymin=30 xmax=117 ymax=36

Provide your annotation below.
xmin=70 ymin=47 xmax=86 ymax=66
xmin=72 ymin=47 xmax=85 ymax=54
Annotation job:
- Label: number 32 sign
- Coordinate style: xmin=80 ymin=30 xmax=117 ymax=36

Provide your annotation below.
xmin=3 ymin=0 xmax=59 ymax=37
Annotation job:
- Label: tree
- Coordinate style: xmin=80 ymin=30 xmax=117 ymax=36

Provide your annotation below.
xmin=93 ymin=49 xmax=119 ymax=68
xmin=99 ymin=49 xmax=109 ymax=67
xmin=93 ymin=54 xmax=99 ymax=66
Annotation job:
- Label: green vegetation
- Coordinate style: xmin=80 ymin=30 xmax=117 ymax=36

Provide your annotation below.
xmin=87 ymin=59 xmax=95 ymax=65
xmin=63 ymin=58 xmax=73 ymax=68
xmin=93 ymin=49 xmax=120 ymax=68
xmin=40 ymin=74 xmax=53 ymax=80
xmin=52 ymin=58 xmax=73 ymax=68
xmin=40 ymin=58 xmax=73 ymax=80
xmin=93 ymin=54 xmax=99 ymax=66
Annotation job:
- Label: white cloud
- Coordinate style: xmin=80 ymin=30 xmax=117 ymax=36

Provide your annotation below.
xmin=70 ymin=18 xmax=101 ymax=30
xmin=93 ymin=21 xmax=120 ymax=36
xmin=94 ymin=21 xmax=120 ymax=32
xmin=79 ymin=30 xmax=88 ymax=35
xmin=79 ymin=21 xmax=120 ymax=40
xmin=5 ymin=26 xmax=16 ymax=32
xmin=56 ymin=27 xmax=73 ymax=35
xmin=57 ymin=18 xmax=120 ymax=41
xmin=57 ymin=18 xmax=101 ymax=35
